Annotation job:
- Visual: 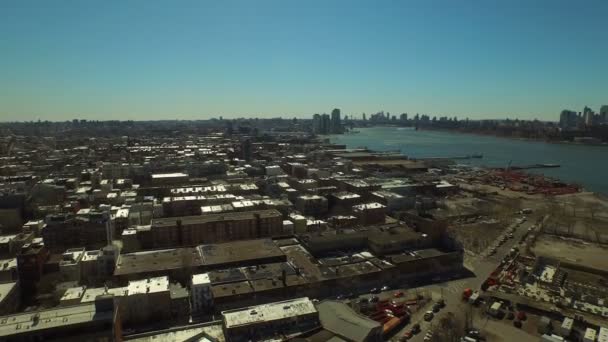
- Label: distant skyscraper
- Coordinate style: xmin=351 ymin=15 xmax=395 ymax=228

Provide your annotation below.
xmin=362 ymin=113 xmax=367 ymax=121
xmin=583 ymin=106 xmax=594 ymax=126
xmin=312 ymin=114 xmax=322 ymax=134
xmin=330 ymin=108 xmax=342 ymax=134
xmin=559 ymin=109 xmax=578 ymax=129
xmin=241 ymin=139 xmax=252 ymax=161
xmin=321 ymin=114 xmax=331 ymax=134
xmin=600 ymin=105 xmax=608 ymax=124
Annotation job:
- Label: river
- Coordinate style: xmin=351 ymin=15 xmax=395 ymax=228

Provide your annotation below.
xmin=329 ymin=126 xmax=608 ymax=195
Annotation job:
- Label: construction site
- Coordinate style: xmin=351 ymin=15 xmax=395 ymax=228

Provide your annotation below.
xmin=465 ymin=193 xmax=608 ymax=340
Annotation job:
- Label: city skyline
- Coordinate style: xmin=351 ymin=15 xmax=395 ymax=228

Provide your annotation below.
xmin=1 ymin=0 xmax=608 ymax=121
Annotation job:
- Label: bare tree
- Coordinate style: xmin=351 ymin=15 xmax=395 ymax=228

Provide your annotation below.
xmin=587 ymin=202 xmax=602 ymax=221
xmin=432 ymin=311 xmax=465 ymax=342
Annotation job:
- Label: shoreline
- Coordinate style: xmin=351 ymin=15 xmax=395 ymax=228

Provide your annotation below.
xmin=330 ymin=127 xmax=608 ymax=196
xmin=364 ymin=125 xmax=608 ymax=147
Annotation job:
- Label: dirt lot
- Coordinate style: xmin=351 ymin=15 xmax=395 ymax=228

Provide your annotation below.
xmin=531 ymin=235 xmax=608 ymax=272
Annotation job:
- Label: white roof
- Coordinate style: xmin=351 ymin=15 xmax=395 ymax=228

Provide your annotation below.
xmin=60 ymin=286 xmax=86 ymax=301
xmin=222 ymin=297 xmax=316 ymax=329
xmin=0 ymin=282 xmax=17 ymax=301
xmin=584 ymin=328 xmax=597 ymax=340
xmin=127 ymin=276 xmax=169 ymax=295
xmin=599 ymin=327 xmax=608 ymax=342
xmin=0 ymin=304 xmax=112 ymax=337
xmin=353 ymin=202 xmax=386 ymax=210
xmin=0 ymin=235 xmax=17 ymax=244
xmin=80 ymin=286 xmax=127 ymax=303
xmin=116 ymin=209 xmax=129 ymax=218
xmin=192 ymin=273 xmax=211 ymax=286
xmin=152 ymin=173 xmax=188 ymax=179
xmin=561 ymin=317 xmax=573 ymax=329
xmin=0 ymin=259 xmax=17 ymax=271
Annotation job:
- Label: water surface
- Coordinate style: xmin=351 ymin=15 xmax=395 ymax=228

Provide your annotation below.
xmin=330 ymin=127 xmax=608 ymax=195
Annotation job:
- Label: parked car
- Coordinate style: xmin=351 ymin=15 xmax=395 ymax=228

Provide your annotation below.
xmin=370 ymin=296 xmax=379 ymax=303
xmin=424 ymin=311 xmax=434 ymax=321
xmin=467 ymin=329 xmax=481 ymax=338
xmin=411 ymin=323 xmax=421 ymax=334
xmin=370 ymin=287 xmax=381 ymax=294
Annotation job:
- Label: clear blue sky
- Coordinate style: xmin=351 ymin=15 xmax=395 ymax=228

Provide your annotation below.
xmin=1 ymin=0 xmax=607 ymax=121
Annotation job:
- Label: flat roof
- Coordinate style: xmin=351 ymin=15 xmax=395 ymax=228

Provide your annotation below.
xmin=114 ymin=248 xmax=202 ymax=276
xmin=208 ymin=268 xmax=247 ymax=284
xmin=222 ymin=297 xmax=316 ymax=329
xmin=124 ymin=322 xmax=226 ymax=342
xmin=0 ymin=258 xmax=17 ymax=271
xmin=60 ymin=286 xmax=86 ymax=302
xmin=128 ymin=276 xmax=169 ymax=295
xmin=80 ymin=287 xmax=128 ymax=303
xmin=352 ymin=202 xmax=386 ymax=210
xmin=0 ymin=304 xmax=113 ymax=337
xmin=0 ymin=235 xmax=17 ymax=244
xmin=0 ymin=282 xmax=17 ymax=301
xmin=152 ymin=173 xmax=188 ymax=179
xmin=198 ymin=239 xmax=285 ymax=267
xmin=332 ymin=192 xmax=361 ymax=200
xmin=192 ymin=273 xmax=211 ymax=285
xmin=212 ymin=281 xmax=253 ymax=298
xmin=152 ymin=209 xmax=282 ymax=228
xmin=386 ymin=248 xmax=447 ymax=264
xmin=598 ymin=327 xmax=608 ymax=342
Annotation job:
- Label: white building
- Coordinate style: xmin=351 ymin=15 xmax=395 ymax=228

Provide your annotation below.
xmin=222 ymin=297 xmax=319 ymax=342
xmin=80 ymin=250 xmax=101 ymax=284
xmin=59 ymin=248 xmax=85 ymax=282
xmin=282 ymin=220 xmax=294 ymax=235
xmin=190 ymin=273 xmax=213 ymax=315
xmin=559 ymin=317 xmax=573 ymax=337
xmin=123 ymin=276 xmax=171 ymax=325
xmin=584 ymin=328 xmax=597 ymax=342
xmin=599 ymin=327 xmax=608 ymax=342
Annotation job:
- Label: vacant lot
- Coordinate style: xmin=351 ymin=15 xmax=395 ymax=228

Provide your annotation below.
xmin=531 ymin=235 xmax=608 ymax=272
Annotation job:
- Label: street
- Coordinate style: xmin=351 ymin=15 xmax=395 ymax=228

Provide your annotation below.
xmin=387 ymin=214 xmax=539 ymax=341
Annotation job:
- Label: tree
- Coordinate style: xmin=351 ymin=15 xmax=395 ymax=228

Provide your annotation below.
xmin=432 ymin=311 xmax=465 ymax=342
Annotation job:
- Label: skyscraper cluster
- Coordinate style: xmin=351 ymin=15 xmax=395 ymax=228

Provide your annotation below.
xmin=312 ymin=108 xmax=342 ymax=134
xmin=559 ymin=105 xmax=608 ymax=130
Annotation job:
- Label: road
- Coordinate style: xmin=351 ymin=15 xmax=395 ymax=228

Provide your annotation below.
xmin=387 ymin=214 xmax=539 ymax=341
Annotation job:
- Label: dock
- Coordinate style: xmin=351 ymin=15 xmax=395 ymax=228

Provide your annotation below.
xmin=509 ymin=164 xmax=560 ymax=170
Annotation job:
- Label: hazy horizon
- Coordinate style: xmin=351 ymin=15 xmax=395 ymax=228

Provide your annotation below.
xmin=2 ymin=0 xmax=607 ymax=122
